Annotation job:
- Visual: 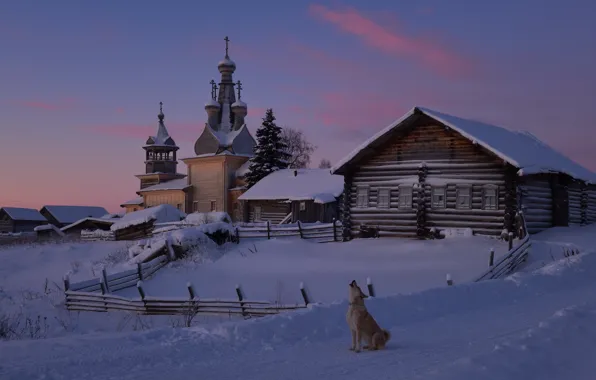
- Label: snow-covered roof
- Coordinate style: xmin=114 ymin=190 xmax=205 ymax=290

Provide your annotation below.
xmin=110 ymin=204 xmax=186 ymax=231
xmin=34 ymin=224 xmax=65 ymax=236
xmin=0 ymin=207 xmax=47 ymax=221
xmin=120 ymin=197 xmax=144 ymax=207
xmin=236 ymin=160 xmax=251 ymax=178
xmin=145 ymin=108 xmax=176 ymax=147
xmin=331 ymin=106 xmax=596 ymax=183
xmin=41 ymin=205 xmax=109 ymax=225
xmin=60 ymin=217 xmax=116 ymax=232
xmin=238 ymin=169 xmax=344 ymax=204
xmin=137 ymin=178 xmax=191 ymax=193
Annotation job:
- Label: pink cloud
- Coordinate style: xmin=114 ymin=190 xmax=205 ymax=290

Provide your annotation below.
xmin=308 ymin=4 xmax=473 ymax=78
xmin=11 ymin=98 xmax=78 ymax=111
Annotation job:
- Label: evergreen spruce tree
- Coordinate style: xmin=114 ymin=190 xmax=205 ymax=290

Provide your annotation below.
xmin=244 ymin=108 xmax=291 ymax=188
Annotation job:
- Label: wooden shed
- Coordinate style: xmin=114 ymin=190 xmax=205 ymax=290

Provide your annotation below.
xmin=0 ymin=207 xmax=48 ymax=233
xmin=332 ymin=106 xmax=596 ymax=239
xmin=60 ymin=217 xmax=116 ymax=237
xmin=238 ymin=169 xmax=344 ymax=224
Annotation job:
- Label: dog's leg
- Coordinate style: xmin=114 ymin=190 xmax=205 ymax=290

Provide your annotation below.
xmin=349 ymin=330 xmax=356 ymax=351
xmin=354 ymin=329 xmax=362 ymax=353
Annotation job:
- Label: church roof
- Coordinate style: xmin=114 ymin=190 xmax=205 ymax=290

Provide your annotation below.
xmin=332 ymin=106 xmax=596 ymax=183
xmin=120 ymin=197 xmax=144 ymax=207
xmin=145 ymin=102 xmax=177 ymax=147
xmin=137 ymin=178 xmax=191 ymax=193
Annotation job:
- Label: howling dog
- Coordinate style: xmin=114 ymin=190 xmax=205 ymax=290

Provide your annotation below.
xmin=346 ymin=280 xmax=391 ymax=353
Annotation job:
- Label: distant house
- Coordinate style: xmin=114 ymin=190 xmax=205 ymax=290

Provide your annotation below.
xmin=238 ymin=169 xmax=344 ymax=224
xmin=40 ymin=205 xmax=109 ymax=228
xmin=0 ymin=207 xmax=48 ymax=233
xmin=332 ymin=106 xmax=596 ymax=239
xmin=120 ymin=197 xmax=144 ymax=214
xmin=60 ymin=217 xmax=116 ymax=237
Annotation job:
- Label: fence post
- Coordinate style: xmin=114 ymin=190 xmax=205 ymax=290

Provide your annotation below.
xmin=489 ymin=248 xmax=495 ymax=267
xmin=187 ymin=282 xmax=196 ymax=300
xmin=99 ymin=276 xmax=106 ymax=294
xmin=508 ymin=232 xmax=514 ymax=250
xmin=446 ymin=273 xmax=453 ymax=286
xmin=299 ymin=282 xmax=310 ymax=305
xmin=137 ymin=281 xmax=146 ymax=300
xmin=332 ymin=218 xmax=337 ymax=242
xmin=267 ymin=221 xmax=271 ymax=240
xmin=235 ymin=284 xmax=247 ymax=318
xmin=63 ymin=274 xmax=70 ymax=292
xmin=137 ymin=263 xmax=143 ymax=281
xmin=366 ymin=277 xmax=375 ymax=297
xmin=235 ymin=227 xmax=240 ymax=244
xmin=101 ymin=267 xmax=110 ymax=293
xmin=297 ymin=221 xmax=303 ymax=239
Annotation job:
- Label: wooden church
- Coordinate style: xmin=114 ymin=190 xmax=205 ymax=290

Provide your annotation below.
xmin=120 ymin=37 xmax=256 ymax=222
xmin=332 ymin=106 xmax=596 ymax=238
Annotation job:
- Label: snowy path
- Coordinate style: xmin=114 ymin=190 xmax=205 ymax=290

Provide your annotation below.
xmin=2 ymin=251 xmax=595 ymax=380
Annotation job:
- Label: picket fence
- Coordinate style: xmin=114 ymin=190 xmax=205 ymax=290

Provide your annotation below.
xmin=65 ymin=254 xmax=169 ymax=293
xmin=235 ymin=219 xmax=342 ymax=242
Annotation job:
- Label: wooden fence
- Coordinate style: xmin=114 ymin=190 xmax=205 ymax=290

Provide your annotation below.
xmin=474 ymin=212 xmax=531 ymax=282
xmin=80 ymin=230 xmax=116 ymax=242
xmin=235 ymin=219 xmax=343 ymax=242
xmin=65 ymin=282 xmax=309 ymax=317
xmin=65 ymin=254 xmax=169 ymax=293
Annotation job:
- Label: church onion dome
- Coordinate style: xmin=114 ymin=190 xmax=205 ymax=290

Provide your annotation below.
xmin=231 ymin=100 xmax=247 ymax=109
xmin=205 ymin=99 xmax=221 ymax=108
xmin=218 ymin=57 xmax=236 ymax=71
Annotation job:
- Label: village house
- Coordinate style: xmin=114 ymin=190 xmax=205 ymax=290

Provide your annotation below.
xmin=332 ymin=106 xmax=596 ymax=239
xmin=120 ymin=37 xmax=256 ymax=222
xmin=40 ymin=205 xmax=109 ymax=228
xmin=238 ymin=169 xmax=344 ymax=224
xmin=0 ymin=207 xmax=48 ymax=233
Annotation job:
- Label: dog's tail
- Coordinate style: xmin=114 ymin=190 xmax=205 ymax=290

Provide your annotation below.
xmin=382 ymin=329 xmax=391 ymax=343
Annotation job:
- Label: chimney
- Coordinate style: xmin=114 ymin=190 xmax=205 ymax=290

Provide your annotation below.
xmin=294 ymin=170 xmax=297 ymax=177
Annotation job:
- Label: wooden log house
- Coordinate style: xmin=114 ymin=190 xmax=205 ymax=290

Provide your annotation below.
xmin=332 ymin=107 xmax=596 ymax=239
xmin=0 ymin=207 xmax=48 ymax=233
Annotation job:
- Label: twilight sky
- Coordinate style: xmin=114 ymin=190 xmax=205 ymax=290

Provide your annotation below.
xmin=1 ymin=0 xmax=595 ymax=212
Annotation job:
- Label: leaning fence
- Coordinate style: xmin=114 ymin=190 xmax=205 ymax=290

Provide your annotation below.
xmin=234 ymin=219 xmax=343 ymax=242
xmin=474 ymin=212 xmax=531 ymax=282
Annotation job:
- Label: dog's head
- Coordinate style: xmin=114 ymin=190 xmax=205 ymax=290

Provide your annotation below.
xmin=348 ymin=280 xmax=368 ymax=303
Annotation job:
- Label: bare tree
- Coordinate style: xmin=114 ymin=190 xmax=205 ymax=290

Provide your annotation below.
xmin=318 ymin=158 xmax=332 ymax=169
xmin=280 ymin=127 xmax=317 ymax=169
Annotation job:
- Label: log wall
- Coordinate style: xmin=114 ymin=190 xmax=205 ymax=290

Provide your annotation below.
xmin=588 ymin=185 xmax=596 ymax=224
xmin=567 ymin=180 xmax=583 ymax=226
xmin=347 ymin=121 xmax=509 ymax=238
xmin=247 ymin=201 xmax=291 ymax=224
xmin=518 ymin=176 xmax=553 ymax=234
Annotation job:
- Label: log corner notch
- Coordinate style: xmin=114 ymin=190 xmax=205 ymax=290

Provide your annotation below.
xmin=503 ymin=164 xmax=518 ymax=236
xmin=342 ymin=171 xmax=353 ymax=241
xmin=580 ymin=181 xmax=588 ymax=226
xmin=416 ymin=162 xmax=428 ymax=239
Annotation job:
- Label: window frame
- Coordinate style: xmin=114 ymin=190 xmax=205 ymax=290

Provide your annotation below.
xmin=210 ymin=200 xmax=217 ymax=212
xmin=299 ymin=201 xmax=306 ymax=211
xmin=356 ymin=186 xmax=369 ymax=208
xmin=431 ymin=187 xmax=446 ymax=209
xmin=456 ymin=185 xmax=472 ymax=209
xmin=483 ymin=184 xmax=499 ymax=210
xmin=398 ymin=186 xmax=413 ymax=209
xmin=192 ymin=201 xmax=199 ymax=212
xmin=377 ymin=187 xmax=391 ymax=209
xmin=254 ymin=205 xmax=262 ymax=221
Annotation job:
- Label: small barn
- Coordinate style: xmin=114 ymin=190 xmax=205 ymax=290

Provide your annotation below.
xmin=332 ymin=106 xmax=596 ymax=239
xmin=40 ymin=205 xmax=109 ymax=228
xmin=34 ymin=224 xmax=65 ymax=241
xmin=0 ymin=207 xmax=48 ymax=233
xmin=60 ymin=217 xmax=116 ymax=237
xmin=238 ymin=169 xmax=344 ymax=224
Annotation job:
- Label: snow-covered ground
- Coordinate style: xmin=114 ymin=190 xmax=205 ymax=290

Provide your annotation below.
xmin=2 ymin=225 xmax=596 ymax=379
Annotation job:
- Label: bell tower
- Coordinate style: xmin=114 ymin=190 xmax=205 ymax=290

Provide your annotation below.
xmin=136 ymin=102 xmax=186 ymax=189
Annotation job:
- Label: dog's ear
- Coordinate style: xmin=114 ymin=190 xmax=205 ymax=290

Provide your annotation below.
xmin=349 ymin=280 xmax=356 ymax=287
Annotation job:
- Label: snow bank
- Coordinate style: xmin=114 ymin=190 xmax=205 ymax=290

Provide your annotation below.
xmin=110 ymin=204 xmax=185 ymax=231
xmin=34 ymin=224 xmax=65 ymax=236
xmin=184 ymin=212 xmax=232 ymax=225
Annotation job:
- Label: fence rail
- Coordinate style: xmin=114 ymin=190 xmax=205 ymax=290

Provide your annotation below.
xmin=66 ymin=254 xmax=169 ymax=293
xmin=235 ymin=219 xmax=342 ymax=242
xmin=80 ymin=230 xmax=116 ymax=242
xmin=474 ymin=212 xmax=531 ymax=282
xmin=65 ymin=282 xmax=309 ymax=317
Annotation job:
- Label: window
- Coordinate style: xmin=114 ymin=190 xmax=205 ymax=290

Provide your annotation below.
xmin=431 ymin=187 xmax=446 ymax=208
xmin=299 ymin=201 xmax=306 ymax=211
xmin=254 ymin=206 xmax=262 ymax=221
xmin=176 ymin=203 xmax=182 ymax=211
xmin=398 ymin=186 xmax=413 ymax=208
xmin=483 ymin=185 xmax=498 ymax=210
xmin=192 ymin=201 xmax=199 ymax=212
xmin=377 ymin=188 xmax=390 ymax=209
xmin=456 ymin=186 xmax=471 ymax=209
xmin=356 ymin=187 xmax=369 ymax=208
xmin=210 ymin=200 xmax=217 ymax=212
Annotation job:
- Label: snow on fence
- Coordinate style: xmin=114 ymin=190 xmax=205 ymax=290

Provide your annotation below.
xmin=234 ymin=219 xmax=343 ymax=242
xmin=474 ymin=212 xmax=531 ymax=282
xmin=64 ymin=254 xmax=169 ymax=293
xmin=80 ymin=229 xmax=116 ymax=242
xmin=65 ymin=282 xmax=309 ymax=317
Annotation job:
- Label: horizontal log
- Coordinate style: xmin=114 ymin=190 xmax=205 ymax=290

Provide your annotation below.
xmin=351 ymin=224 xmax=417 ymax=233
xmin=425 ymin=213 xmax=503 ymax=222
xmin=425 ymin=220 xmax=503 ymax=229
xmin=350 ymin=229 xmax=416 ymax=238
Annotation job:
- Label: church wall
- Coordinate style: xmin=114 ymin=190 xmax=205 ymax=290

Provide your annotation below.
xmin=188 ymin=158 xmax=225 ymax=213
xmin=142 ymin=190 xmax=187 ymax=212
